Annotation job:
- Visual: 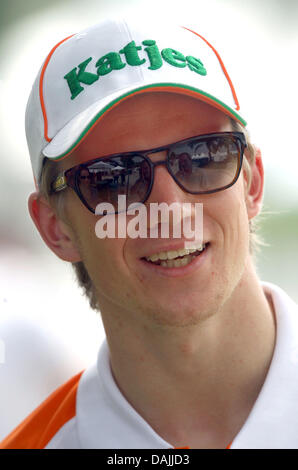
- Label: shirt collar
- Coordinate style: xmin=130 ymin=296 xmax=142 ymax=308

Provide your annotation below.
xmin=76 ymin=282 xmax=298 ymax=449
xmin=76 ymin=338 xmax=173 ymax=448
xmin=231 ymin=282 xmax=298 ymax=448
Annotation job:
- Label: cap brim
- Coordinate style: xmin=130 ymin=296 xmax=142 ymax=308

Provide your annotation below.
xmin=42 ymin=82 xmax=247 ymax=161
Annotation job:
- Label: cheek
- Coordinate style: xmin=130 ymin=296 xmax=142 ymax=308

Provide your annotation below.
xmin=81 ymin=230 xmax=125 ymax=274
xmin=65 ymin=199 xmax=124 ymax=273
xmin=75 ymin=217 xmax=131 ymax=294
xmin=80 ymin=234 xmax=142 ymax=313
xmin=210 ymin=176 xmax=250 ymax=250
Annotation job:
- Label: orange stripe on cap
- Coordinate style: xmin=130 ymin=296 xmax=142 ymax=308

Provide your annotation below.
xmin=39 ymin=34 xmax=74 ymax=142
xmin=182 ymin=27 xmax=240 ymax=111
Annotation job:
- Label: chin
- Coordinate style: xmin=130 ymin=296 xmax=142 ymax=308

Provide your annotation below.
xmin=143 ymin=294 xmax=222 ymax=328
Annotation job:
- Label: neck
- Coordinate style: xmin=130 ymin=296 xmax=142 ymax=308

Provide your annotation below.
xmin=99 ymin=258 xmax=276 ymax=449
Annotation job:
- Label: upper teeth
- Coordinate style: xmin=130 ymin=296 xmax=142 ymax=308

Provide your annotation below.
xmin=145 ymin=244 xmax=205 ymax=262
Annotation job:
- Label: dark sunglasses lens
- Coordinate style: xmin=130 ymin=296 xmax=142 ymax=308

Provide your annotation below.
xmin=77 ymin=155 xmax=151 ymax=212
xmin=168 ymin=135 xmax=241 ymax=192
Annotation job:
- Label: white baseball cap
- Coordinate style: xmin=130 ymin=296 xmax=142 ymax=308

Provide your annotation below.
xmin=25 ymin=17 xmax=246 ymax=186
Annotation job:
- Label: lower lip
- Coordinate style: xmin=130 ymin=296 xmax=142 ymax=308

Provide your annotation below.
xmin=139 ymin=243 xmax=210 ymax=278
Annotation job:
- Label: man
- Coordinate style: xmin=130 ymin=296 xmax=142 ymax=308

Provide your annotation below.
xmin=1 ymin=17 xmax=298 ymax=450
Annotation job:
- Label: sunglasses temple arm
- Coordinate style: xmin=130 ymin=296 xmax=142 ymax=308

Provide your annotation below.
xmin=51 ymin=174 xmax=68 ymax=193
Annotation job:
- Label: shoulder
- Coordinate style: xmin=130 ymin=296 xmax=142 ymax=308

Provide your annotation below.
xmin=0 ymin=370 xmax=84 ymax=449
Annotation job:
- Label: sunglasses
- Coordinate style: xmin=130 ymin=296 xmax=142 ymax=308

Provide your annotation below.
xmin=51 ymin=131 xmax=247 ymax=214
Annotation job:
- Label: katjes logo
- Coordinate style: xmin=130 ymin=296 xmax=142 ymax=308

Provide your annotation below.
xmin=64 ymin=39 xmax=207 ymax=100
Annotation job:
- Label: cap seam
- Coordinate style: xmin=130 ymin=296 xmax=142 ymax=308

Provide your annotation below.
xmin=182 ymin=26 xmax=240 ymax=111
xmin=39 ymin=34 xmax=75 ymax=143
xmin=122 ymin=19 xmax=146 ymax=84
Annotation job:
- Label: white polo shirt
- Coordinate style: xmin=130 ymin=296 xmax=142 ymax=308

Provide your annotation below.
xmin=1 ymin=282 xmax=297 ymax=449
xmin=43 ymin=281 xmax=298 ymax=449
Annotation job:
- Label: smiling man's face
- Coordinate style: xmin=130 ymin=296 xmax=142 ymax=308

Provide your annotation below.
xmin=54 ymin=92 xmax=257 ymax=328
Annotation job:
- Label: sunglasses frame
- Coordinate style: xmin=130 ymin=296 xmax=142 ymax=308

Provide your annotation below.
xmin=51 ymin=131 xmax=247 ymax=214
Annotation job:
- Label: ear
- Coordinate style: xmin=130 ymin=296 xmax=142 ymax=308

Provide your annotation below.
xmin=245 ymin=148 xmax=264 ymax=220
xmin=28 ymin=192 xmax=82 ymax=262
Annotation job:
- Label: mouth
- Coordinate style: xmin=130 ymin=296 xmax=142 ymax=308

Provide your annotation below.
xmin=141 ymin=243 xmax=210 ymax=269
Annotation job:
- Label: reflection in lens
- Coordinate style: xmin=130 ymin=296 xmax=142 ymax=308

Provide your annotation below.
xmin=77 ymin=155 xmax=151 ymax=213
xmin=169 ymin=136 xmax=240 ymax=192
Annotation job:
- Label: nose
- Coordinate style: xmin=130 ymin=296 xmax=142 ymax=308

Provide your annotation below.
xmin=142 ymin=152 xmax=195 ymax=237
xmin=145 ymin=151 xmax=190 ymax=206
